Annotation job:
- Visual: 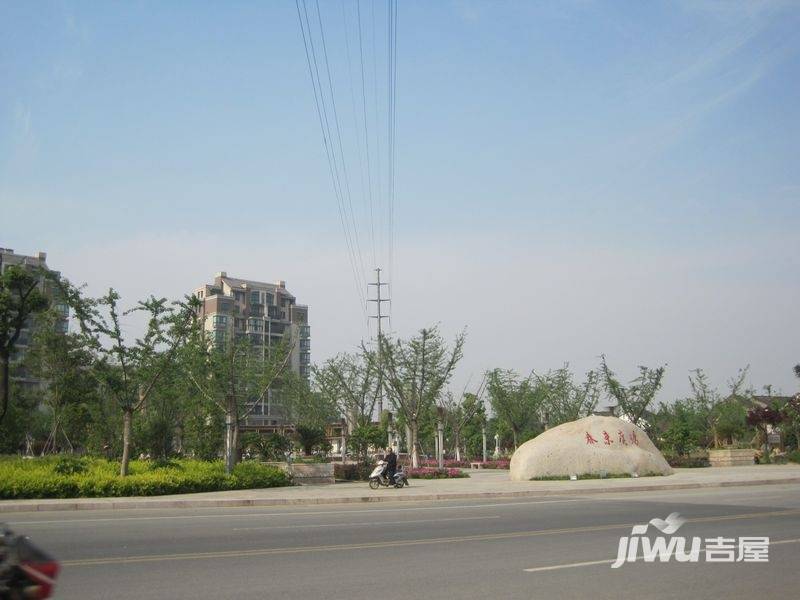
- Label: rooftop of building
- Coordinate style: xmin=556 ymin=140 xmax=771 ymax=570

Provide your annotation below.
xmin=0 ymin=247 xmax=60 ymax=276
xmin=213 ymin=271 xmax=296 ymax=300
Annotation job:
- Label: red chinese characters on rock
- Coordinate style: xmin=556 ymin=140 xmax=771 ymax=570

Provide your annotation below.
xmin=602 ymin=431 xmax=613 ymax=445
xmin=618 ymin=431 xmax=628 ymax=445
xmin=585 ymin=432 xmax=598 ymax=445
xmin=629 ymin=431 xmax=639 ymax=446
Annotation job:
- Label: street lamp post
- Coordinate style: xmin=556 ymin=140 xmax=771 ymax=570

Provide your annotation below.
xmin=482 ymin=424 xmax=487 ymax=463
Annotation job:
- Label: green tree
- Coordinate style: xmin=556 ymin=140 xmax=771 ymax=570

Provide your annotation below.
xmin=283 ymin=372 xmax=339 ymax=431
xmin=294 ymin=425 xmax=328 ymax=456
xmin=747 ymin=402 xmax=785 ymax=464
xmin=377 ymin=326 xmax=465 ymax=467
xmin=540 ymin=365 xmax=600 ymax=427
xmin=599 ymin=356 xmax=665 ymax=430
xmin=63 ymin=284 xmax=196 ymax=476
xmin=0 ymin=383 xmax=46 ymax=454
xmin=440 ymin=382 xmax=485 ymax=461
xmin=347 ymin=423 xmax=385 ymax=462
xmin=655 ymin=399 xmax=707 ymax=457
xmin=0 ymin=265 xmax=51 ymax=424
xmin=486 ymin=369 xmax=545 ymax=450
xmin=185 ymin=330 xmax=294 ymax=474
xmin=24 ymin=309 xmax=97 ymax=454
xmin=314 ymin=351 xmax=380 ymax=431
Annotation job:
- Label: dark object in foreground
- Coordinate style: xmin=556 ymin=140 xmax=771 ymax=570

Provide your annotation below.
xmin=0 ymin=525 xmax=60 ymax=599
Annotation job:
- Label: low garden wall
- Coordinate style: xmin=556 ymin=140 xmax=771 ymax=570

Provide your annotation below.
xmin=708 ymin=448 xmax=755 ymax=467
xmin=266 ymin=461 xmax=335 ymax=484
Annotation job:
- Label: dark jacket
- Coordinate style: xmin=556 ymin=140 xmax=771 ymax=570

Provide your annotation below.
xmin=385 ymin=451 xmax=397 ymax=471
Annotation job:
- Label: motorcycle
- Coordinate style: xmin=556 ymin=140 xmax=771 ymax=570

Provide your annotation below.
xmin=368 ymin=460 xmax=409 ymax=489
xmin=0 ymin=525 xmax=60 ymax=599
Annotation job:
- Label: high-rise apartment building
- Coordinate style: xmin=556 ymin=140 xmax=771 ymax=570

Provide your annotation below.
xmin=0 ymin=248 xmax=69 ymax=390
xmin=193 ymin=272 xmax=310 ymax=429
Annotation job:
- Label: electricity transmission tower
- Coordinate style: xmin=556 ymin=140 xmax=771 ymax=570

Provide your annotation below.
xmin=368 ymin=268 xmax=390 ymax=415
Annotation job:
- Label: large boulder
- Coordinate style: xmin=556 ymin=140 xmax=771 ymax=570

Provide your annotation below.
xmin=509 ymin=415 xmax=673 ymax=481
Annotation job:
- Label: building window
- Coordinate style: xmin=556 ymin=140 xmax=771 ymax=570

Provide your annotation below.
xmin=266 ymin=293 xmax=274 ymax=305
xmin=212 ymin=315 xmax=228 ymax=327
xmin=250 ymin=291 xmax=260 ymax=304
xmin=234 ymin=291 xmax=244 ymax=302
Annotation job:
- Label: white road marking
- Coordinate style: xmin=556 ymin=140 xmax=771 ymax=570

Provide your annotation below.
xmin=8 ymin=498 xmax=590 ymax=526
xmin=524 ymin=537 xmax=800 ymax=573
xmin=233 ymin=515 xmax=501 ymax=531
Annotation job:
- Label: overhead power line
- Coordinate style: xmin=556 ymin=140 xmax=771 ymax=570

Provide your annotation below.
xmin=294 ymin=0 xmax=398 ymax=330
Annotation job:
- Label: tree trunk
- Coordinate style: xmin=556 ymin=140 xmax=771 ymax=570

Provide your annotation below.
xmin=224 ymin=414 xmax=234 ymax=475
xmin=454 ymin=431 xmax=461 ymax=462
xmin=512 ymin=429 xmax=518 ymax=451
xmin=410 ymin=420 xmax=420 ymax=468
xmin=120 ymin=408 xmax=133 ymax=476
xmin=233 ymin=421 xmax=240 ymax=466
xmin=0 ymin=354 xmax=10 ymax=425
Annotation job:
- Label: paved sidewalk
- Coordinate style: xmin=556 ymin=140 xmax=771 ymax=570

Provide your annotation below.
xmin=2 ymin=464 xmax=800 ymax=513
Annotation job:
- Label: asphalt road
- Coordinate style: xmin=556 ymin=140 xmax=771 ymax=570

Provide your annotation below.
xmin=7 ymin=484 xmax=800 ymax=600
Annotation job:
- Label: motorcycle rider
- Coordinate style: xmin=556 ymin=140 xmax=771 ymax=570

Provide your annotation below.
xmin=383 ymin=447 xmax=397 ymax=485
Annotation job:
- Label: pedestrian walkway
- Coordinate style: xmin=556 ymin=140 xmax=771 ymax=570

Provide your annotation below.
xmin=2 ymin=464 xmax=799 ymax=513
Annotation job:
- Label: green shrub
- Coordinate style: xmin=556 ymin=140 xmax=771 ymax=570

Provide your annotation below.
xmin=53 ymin=456 xmax=88 ymax=475
xmin=0 ymin=457 xmax=292 ymax=500
xmin=147 ymin=458 xmax=184 ymax=471
xmin=231 ymin=461 xmax=292 ymax=489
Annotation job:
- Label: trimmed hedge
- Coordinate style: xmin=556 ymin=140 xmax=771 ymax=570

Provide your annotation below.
xmin=0 ymin=457 xmax=292 ymax=500
xmin=665 ymin=454 xmax=710 ymax=468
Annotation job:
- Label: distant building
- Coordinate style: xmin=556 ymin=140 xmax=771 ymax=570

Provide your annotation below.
xmin=0 ymin=248 xmax=69 ymax=391
xmin=193 ymin=271 xmax=311 ymax=430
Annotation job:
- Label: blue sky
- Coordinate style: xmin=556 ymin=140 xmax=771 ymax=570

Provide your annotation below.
xmin=1 ymin=1 xmax=798 ymax=401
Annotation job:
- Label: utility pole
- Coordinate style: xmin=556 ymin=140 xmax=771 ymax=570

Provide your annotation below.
xmin=368 ymin=268 xmax=390 ymax=416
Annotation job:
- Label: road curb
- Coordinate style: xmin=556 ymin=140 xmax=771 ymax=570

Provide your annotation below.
xmin=2 ymin=476 xmax=800 ymax=514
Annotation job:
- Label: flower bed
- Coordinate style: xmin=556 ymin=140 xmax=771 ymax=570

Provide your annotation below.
xmin=419 ymin=459 xmax=469 ymax=468
xmin=407 ymin=467 xmax=469 ymax=479
xmin=0 ymin=456 xmax=293 ymax=500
